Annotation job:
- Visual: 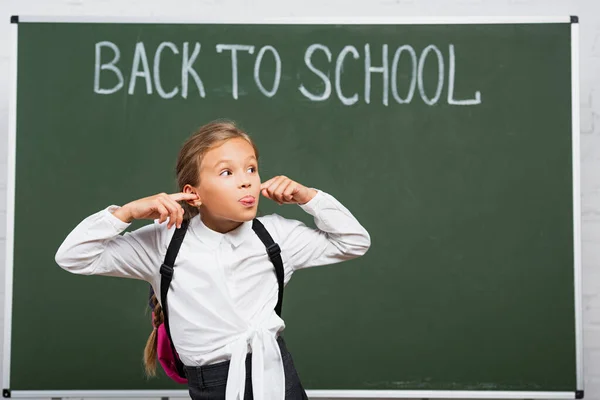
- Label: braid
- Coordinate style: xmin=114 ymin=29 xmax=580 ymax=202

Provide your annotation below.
xmin=143 ymin=294 xmax=163 ymax=377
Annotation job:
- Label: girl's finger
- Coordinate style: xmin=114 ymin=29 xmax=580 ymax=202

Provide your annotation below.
xmin=260 ymin=177 xmax=278 ymax=190
xmin=261 ymin=185 xmax=279 ymax=204
xmin=265 ymin=175 xmax=285 ymax=193
xmin=170 ymin=192 xmax=199 ymax=202
xmin=276 ymin=179 xmax=294 ymax=203
xmin=164 ymin=196 xmax=184 ymax=215
xmin=266 ymin=175 xmax=287 ymax=195
xmin=158 ymin=198 xmax=179 ymax=229
xmin=155 ymin=203 xmax=169 ymax=224
xmin=268 ymin=176 xmax=288 ymax=204
xmin=178 ymin=202 xmax=185 ymax=228
xmin=160 ymin=197 xmax=179 ymax=228
xmin=282 ymin=181 xmax=298 ymax=202
xmin=261 ymin=189 xmax=277 ymax=203
xmin=167 ymin=198 xmax=185 ymax=229
xmin=177 ymin=206 xmax=184 ymax=228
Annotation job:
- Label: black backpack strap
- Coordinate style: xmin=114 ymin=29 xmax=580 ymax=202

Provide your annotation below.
xmin=159 ymin=218 xmax=190 ymax=379
xmin=252 ymin=219 xmax=284 ymax=317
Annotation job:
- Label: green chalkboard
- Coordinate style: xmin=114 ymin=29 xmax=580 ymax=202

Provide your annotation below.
xmin=5 ymin=17 xmax=581 ymax=397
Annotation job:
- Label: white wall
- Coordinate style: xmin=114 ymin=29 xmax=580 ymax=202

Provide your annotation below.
xmin=1 ymin=1 xmax=599 ymax=399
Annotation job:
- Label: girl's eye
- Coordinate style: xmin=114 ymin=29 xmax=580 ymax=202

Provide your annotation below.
xmin=247 ymin=166 xmax=257 ymax=173
xmin=219 ymin=170 xmax=232 ymax=176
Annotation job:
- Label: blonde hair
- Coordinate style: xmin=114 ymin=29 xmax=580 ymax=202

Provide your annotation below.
xmin=143 ymin=293 xmax=163 ymax=377
xmin=143 ymin=120 xmax=258 ymax=377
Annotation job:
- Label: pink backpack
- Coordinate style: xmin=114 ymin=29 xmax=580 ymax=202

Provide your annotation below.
xmin=148 ymin=218 xmax=284 ymax=383
xmin=152 ymin=311 xmax=187 ymax=384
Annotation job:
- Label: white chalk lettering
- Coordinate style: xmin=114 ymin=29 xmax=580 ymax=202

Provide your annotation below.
xmin=91 ymin=38 xmax=481 ymax=106
xmin=417 ymin=45 xmax=444 ymax=105
xmin=391 ymin=45 xmax=417 ymax=104
xmin=335 ymin=45 xmax=360 ymax=106
xmin=299 ymin=44 xmax=332 ymax=102
xmin=216 ymin=44 xmax=255 ymax=99
xmin=253 ymin=45 xmax=281 ymax=98
xmin=364 ymin=44 xmax=389 ymax=106
xmin=128 ymin=42 xmax=153 ymax=95
xmin=447 ymin=44 xmax=481 ymax=105
xmin=154 ymin=42 xmax=179 ymax=99
xmin=94 ymin=41 xmax=124 ymax=95
xmin=182 ymin=42 xmax=206 ymax=99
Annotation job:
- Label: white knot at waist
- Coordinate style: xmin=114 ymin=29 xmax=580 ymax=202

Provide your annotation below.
xmin=224 ymin=326 xmax=285 ymax=400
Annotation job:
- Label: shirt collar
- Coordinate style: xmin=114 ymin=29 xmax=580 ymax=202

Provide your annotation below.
xmin=190 ymin=215 xmax=253 ymax=248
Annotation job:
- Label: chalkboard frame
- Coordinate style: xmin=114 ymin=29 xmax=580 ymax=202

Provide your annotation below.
xmin=3 ymin=15 xmax=582 ymax=399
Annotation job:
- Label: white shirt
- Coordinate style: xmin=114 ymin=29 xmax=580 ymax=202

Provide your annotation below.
xmin=55 ymin=190 xmax=370 ymax=400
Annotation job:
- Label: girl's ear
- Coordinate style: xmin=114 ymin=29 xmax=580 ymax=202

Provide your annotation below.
xmin=183 ymin=184 xmax=202 ymax=207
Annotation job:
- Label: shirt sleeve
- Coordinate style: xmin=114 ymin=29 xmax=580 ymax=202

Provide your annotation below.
xmin=272 ymin=189 xmax=371 ymax=279
xmin=54 ymin=206 xmax=165 ymax=282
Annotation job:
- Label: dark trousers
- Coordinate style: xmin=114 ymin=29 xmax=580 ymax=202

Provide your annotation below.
xmin=184 ymin=336 xmax=308 ymax=400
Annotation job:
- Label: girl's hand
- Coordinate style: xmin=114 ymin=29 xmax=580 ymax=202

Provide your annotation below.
xmin=260 ymin=176 xmax=317 ymax=205
xmin=113 ymin=192 xmax=199 ymax=229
